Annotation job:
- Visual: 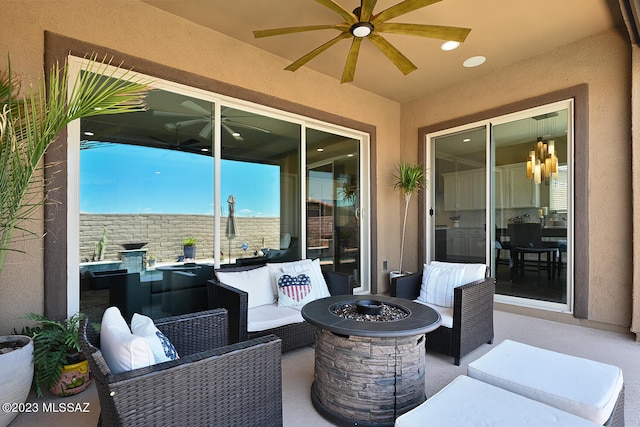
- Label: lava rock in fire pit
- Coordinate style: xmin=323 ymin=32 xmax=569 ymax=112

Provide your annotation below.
xmin=331 ymin=302 xmax=409 ymax=322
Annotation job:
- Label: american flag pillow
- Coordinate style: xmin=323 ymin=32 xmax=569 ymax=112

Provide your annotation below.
xmin=277 ymin=273 xmax=313 ymax=306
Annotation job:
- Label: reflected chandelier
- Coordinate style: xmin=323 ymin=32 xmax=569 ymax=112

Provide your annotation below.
xmin=526 ymin=137 xmax=558 ymax=185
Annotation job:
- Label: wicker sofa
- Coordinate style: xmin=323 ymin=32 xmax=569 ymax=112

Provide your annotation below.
xmin=391 ymin=262 xmax=495 ymax=365
xmin=208 ymin=261 xmax=353 ymax=352
xmin=80 ymin=309 xmax=282 ymax=426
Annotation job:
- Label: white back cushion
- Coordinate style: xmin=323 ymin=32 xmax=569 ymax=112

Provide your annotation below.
xmin=100 ymin=307 xmax=154 ymax=374
xmin=216 ymin=265 xmax=275 ymax=308
xmin=418 ymin=262 xmax=487 ymax=308
xmin=430 ymin=261 xmax=486 ymax=284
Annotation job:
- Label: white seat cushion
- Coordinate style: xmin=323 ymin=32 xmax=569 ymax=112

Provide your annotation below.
xmin=100 ymin=307 xmax=154 ymax=374
xmin=215 ymin=265 xmax=275 ymax=309
xmin=395 ymin=376 xmax=600 ymax=427
xmin=247 ymin=304 xmax=305 ymax=332
xmin=468 ymin=340 xmax=624 ymax=425
xmin=414 ymin=299 xmax=453 ymax=328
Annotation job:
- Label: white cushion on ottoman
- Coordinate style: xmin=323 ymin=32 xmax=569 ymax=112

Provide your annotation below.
xmin=395 ymin=375 xmax=600 ymax=427
xmin=468 ymin=340 xmax=623 ymax=425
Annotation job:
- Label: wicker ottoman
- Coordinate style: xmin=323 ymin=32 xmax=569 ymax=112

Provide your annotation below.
xmin=468 ymin=340 xmax=624 ymax=426
xmin=394 ymin=375 xmax=600 ymax=427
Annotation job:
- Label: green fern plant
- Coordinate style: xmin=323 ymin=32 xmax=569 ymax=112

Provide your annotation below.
xmin=23 ymin=312 xmax=84 ymax=397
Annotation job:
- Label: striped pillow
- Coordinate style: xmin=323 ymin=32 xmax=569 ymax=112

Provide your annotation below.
xmin=418 ymin=264 xmax=465 ymax=308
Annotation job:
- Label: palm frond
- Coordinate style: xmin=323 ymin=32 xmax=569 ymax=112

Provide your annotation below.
xmin=0 ymin=55 xmax=151 ymax=273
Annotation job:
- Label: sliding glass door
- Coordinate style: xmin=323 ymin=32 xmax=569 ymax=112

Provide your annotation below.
xmin=427 ymin=101 xmax=572 ymax=312
xmin=72 ymin=57 xmax=371 ymax=319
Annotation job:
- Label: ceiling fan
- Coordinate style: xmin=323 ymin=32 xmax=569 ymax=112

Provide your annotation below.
xmin=253 ymin=0 xmax=471 ymax=83
xmin=155 ymin=100 xmax=271 ymax=141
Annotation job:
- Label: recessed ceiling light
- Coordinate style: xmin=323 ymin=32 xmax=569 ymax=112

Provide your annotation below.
xmin=463 ymin=56 xmax=486 ymax=68
xmin=463 ymin=138 xmax=471 ymax=143
xmin=441 ymin=41 xmax=460 ymax=51
xmin=317 ymin=148 xmax=324 ymax=152
xmin=232 ymin=132 xmax=241 ymax=137
xmin=83 ymin=131 xmax=94 ymax=136
xmin=201 ymin=148 xmax=209 ymax=152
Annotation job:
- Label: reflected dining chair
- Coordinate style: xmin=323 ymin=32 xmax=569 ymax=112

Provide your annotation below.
xmin=508 ymin=223 xmax=559 ymax=279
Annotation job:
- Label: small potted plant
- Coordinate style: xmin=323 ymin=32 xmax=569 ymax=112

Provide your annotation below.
xmin=23 ymin=313 xmax=92 ymax=397
xmin=183 ymin=236 xmax=197 ymax=260
xmin=147 ymin=253 xmax=157 ymax=267
xmin=450 ymin=215 xmax=461 ymax=227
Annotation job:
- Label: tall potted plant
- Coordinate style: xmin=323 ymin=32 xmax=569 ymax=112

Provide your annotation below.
xmin=391 ymin=162 xmax=426 ymax=279
xmin=0 ymin=56 xmax=149 ymax=425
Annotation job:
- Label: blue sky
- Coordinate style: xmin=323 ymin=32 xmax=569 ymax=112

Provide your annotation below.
xmin=80 ymin=144 xmax=280 ymax=216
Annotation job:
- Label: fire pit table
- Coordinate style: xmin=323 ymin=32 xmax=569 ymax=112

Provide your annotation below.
xmin=301 ymin=295 xmax=441 ymax=427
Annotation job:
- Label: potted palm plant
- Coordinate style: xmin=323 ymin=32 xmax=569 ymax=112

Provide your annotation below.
xmin=0 ymin=55 xmax=148 ymax=423
xmin=23 ymin=313 xmax=91 ymax=397
xmin=391 ymin=162 xmax=427 ymax=281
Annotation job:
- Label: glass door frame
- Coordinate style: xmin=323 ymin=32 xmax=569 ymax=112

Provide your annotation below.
xmin=424 ymin=100 xmax=574 ymax=314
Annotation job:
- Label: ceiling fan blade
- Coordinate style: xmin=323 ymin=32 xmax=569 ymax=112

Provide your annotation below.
xmin=372 ymin=0 xmax=442 ymax=25
xmin=285 ymin=32 xmax=351 ymax=72
xmin=315 ymin=0 xmax=358 ymax=24
xmin=222 ymin=123 xmax=244 ymax=141
xmin=341 ymin=37 xmax=363 ymax=83
xmin=376 ymin=23 xmax=471 ymax=42
xmin=199 ymin=122 xmax=213 ymax=139
xmin=254 ymin=24 xmax=348 ymax=38
xmin=154 ymin=110 xmax=194 ymax=118
xmin=224 ymin=120 xmax=271 ymax=133
xmin=367 ymin=33 xmax=417 ymax=75
xmin=359 ymin=0 xmax=378 ymax=21
xmin=181 ymin=100 xmax=211 ymax=116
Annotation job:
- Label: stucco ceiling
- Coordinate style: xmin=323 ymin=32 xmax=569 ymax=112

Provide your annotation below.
xmin=141 ymin=0 xmax=623 ymax=103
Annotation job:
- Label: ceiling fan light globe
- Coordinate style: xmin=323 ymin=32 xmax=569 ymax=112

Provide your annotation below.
xmin=351 ymin=22 xmax=374 ymax=37
xmin=441 ymin=41 xmax=460 ymax=51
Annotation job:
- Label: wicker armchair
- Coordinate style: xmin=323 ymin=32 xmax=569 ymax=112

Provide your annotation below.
xmin=80 ymin=309 xmax=283 ymax=427
xmin=208 ymin=264 xmax=353 ymax=353
xmin=391 ymin=270 xmax=495 ymax=365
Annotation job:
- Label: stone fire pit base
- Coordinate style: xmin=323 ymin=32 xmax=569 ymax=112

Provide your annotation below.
xmin=311 ymin=329 xmax=426 ymax=427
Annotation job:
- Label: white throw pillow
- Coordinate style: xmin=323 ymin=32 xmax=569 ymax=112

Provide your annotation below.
xmin=418 ymin=264 xmax=464 ymax=308
xmin=276 ymin=270 xmax=315 ymax=308
xmin=100 ymin=307 xmax=154 ymax=374
xmin=215 ymin=265 xmax=275 ymax=308
xmin=267 ymin=259 xmax=331 ymax=301
xmin=131 ymin=313 xmax=179 ymax=364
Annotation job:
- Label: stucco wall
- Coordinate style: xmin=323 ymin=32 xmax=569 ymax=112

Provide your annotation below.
xmin=0 ymin=2 xmax=632 ymax=334
xmin=0 ymin=0 xmax=401 ymax=334
xmin=401 ymin=28 xmax=632 ymax=329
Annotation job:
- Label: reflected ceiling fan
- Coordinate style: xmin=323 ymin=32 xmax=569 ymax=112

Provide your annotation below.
xmin=254 ymin=0 xmax=471 ymax=83
xmin=156 ymin=100 xmax=271 ymax=141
